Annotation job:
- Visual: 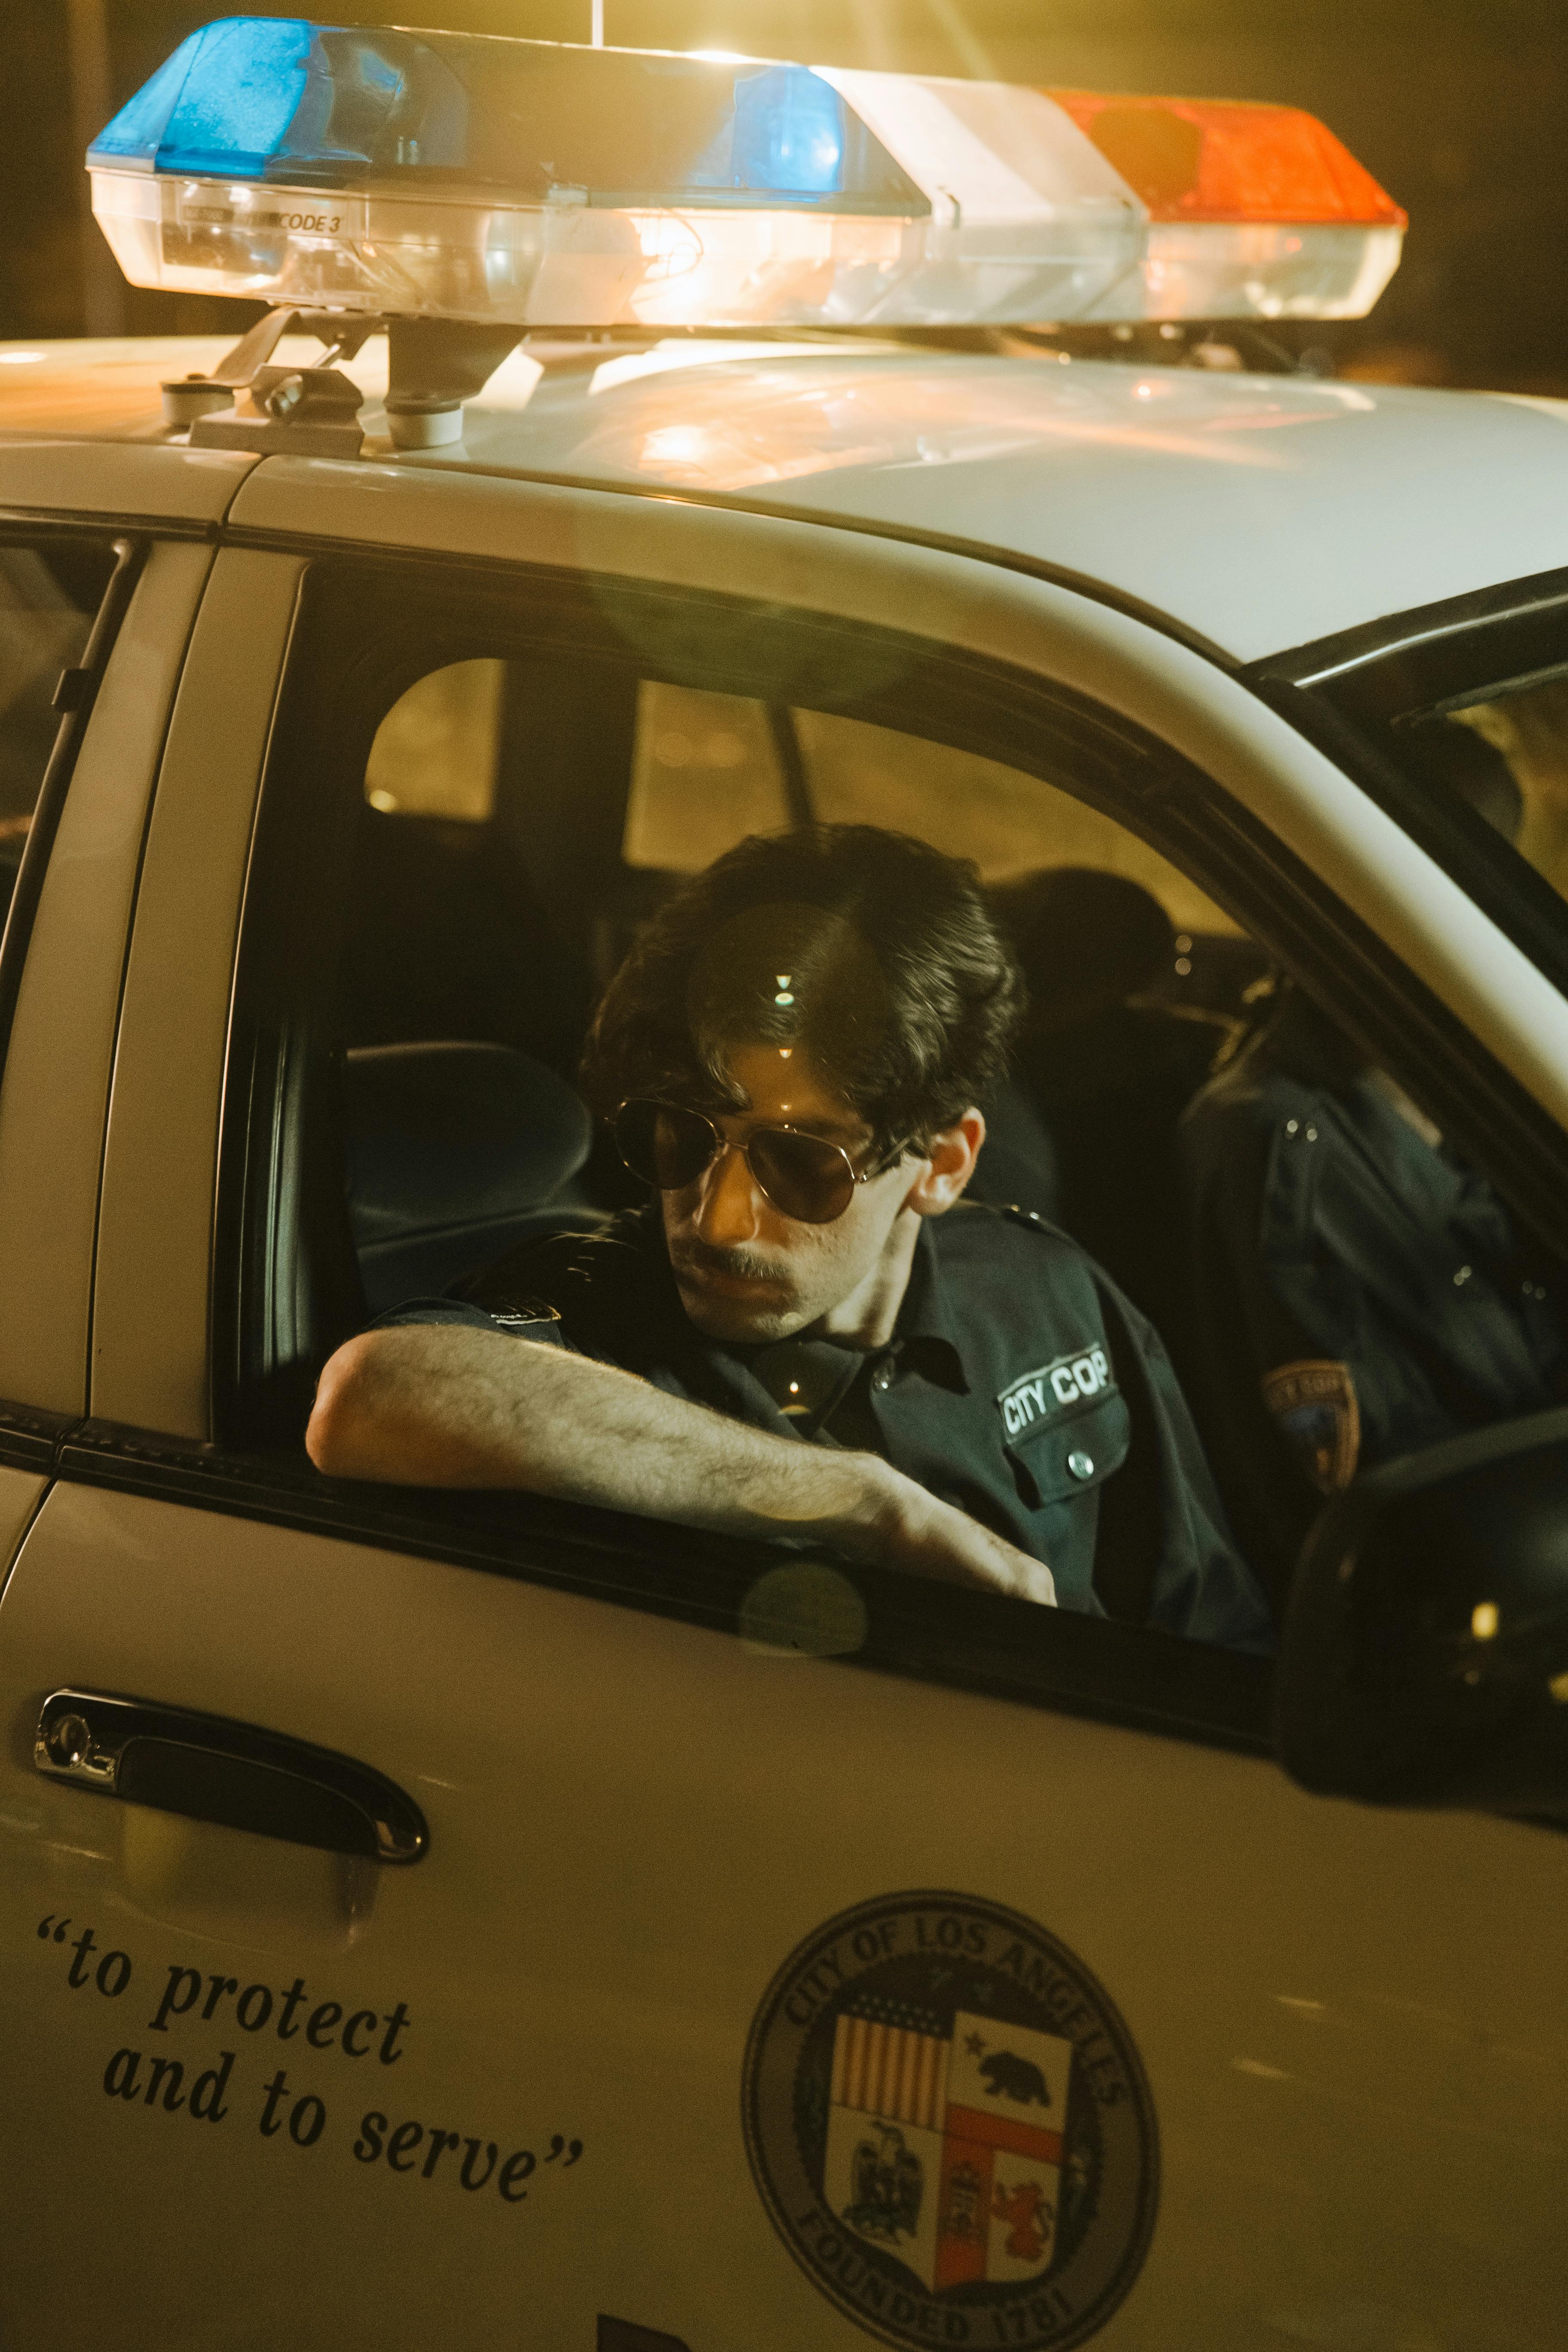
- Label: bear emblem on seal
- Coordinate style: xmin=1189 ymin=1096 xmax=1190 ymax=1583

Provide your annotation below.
xmin=979 ymin=2049 xmax=1053 ymax=2107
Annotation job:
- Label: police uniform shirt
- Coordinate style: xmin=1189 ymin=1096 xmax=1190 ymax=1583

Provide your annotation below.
xmin=380 ymin=1198 xmax=1271 ymax=1653
xmin=1179 ymin=1059 xmax=1568 ymax=1608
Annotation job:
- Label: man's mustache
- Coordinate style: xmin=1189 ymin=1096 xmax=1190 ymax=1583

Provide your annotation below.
xmin=672 ymin=1237 xmax=793 ymax=1285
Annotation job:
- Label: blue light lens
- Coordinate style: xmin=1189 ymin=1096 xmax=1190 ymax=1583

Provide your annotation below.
xmin=732 ymin=67 xmax=845 ymax=196
xmin=91 ymin=17 xmax=313 ymax=175
xmin=89 ymin=19 xmax=917 ymax=214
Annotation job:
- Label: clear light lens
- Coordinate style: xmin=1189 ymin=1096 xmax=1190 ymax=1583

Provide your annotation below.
xmin=1088 ymin=221 xmax=1406 ymax=323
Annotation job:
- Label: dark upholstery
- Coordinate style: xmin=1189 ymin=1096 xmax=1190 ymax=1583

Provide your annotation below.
xmin=988 ymin=869 xmax=1233 ymax=1323
xmin=968 ymin=1077 xmax=1062 ymax=1222
xmin=346 ymin=1042 xmax=603 ymax=1314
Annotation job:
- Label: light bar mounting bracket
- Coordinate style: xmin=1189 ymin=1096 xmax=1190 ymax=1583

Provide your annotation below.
xmin=163 ymin=309 xmax=525 ymax=456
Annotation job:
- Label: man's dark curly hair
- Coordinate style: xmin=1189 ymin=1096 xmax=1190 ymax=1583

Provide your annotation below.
xmin=581 ymin=825 xmax=1025 ymax=1156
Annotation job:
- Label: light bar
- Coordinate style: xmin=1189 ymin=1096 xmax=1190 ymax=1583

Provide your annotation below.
xmin=88 ymin=20 xmax=1403 ymax=331
xmin=1047 ymin=89 xmax=1407 ymax=321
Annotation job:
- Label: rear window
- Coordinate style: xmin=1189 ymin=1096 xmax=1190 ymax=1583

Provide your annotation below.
xmin=0 ymin=535 xmax=119 ymax=830
xmin=1291 ymin=593 xmax=1568 ymax=1007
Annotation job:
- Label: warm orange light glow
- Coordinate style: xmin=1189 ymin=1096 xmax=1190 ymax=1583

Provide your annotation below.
xmin=1046 ymin=90 xmax=1407 ymax=229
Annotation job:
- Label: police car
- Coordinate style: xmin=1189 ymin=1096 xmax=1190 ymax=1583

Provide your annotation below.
xmin=4 ymin=20 xmax=1568 ymax=2352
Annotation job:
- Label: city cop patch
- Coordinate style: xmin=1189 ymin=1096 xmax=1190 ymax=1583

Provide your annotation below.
xmin=742 ymin=1890 xmax=1158 ymax=2351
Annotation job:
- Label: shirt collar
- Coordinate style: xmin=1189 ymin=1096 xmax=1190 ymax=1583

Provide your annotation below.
xmin=888 ymin=1219 xmax=970 ymax=1392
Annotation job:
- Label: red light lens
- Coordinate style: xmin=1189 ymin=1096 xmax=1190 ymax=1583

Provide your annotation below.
xmin=1046 ymin=91 xmax=1406 ymax=228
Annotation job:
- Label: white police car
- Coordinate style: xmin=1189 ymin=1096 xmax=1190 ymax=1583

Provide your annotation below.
xmin=3 ymin=22 xmax=1568 ymax=2352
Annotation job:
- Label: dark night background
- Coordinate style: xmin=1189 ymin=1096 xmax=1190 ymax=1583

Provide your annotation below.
xmin=7 ymin=0 xmax=1568 ymax=387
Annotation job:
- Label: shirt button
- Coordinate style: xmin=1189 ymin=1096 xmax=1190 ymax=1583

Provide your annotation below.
xmin=873 ymin=1366 xmax=894 ymax=1392
xmin=1067 ymin=1449 xmax=1095 ymax=1481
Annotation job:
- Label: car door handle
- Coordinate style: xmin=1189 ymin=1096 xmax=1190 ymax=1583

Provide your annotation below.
xmin=34 ymin=1689 xmax=429 ymax=1864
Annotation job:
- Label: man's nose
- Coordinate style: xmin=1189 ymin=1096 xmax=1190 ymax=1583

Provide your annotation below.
xmin=693 ymin=1142 xmax=764 ymax=1245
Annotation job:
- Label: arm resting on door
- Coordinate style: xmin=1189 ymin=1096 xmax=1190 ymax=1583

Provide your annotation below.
xmin=307 ymin=1326 xmax=1055 ymax=1606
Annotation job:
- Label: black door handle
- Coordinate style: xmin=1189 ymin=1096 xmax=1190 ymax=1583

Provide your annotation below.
xmin=34 ymin=1690 xmax=429 ymax=1864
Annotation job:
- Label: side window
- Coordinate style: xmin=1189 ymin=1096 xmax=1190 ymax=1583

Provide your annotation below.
xmin=0 ymin=535 xmax=122 ymax=926
xmin=1432 ymin=674 xmax=1568 ymax=900
xmin=623 ymin=683 xmax=792 ymax=867
xmin=1306 ymin=622 xmax=1568 ymax=1003
xmin=231 ymin=565 xmax=1564 ymax=1671
xmin=364 ymin=658 xmax=503 ymax=824
xmin=620 ymin=683 xmax=1245 ymax=1007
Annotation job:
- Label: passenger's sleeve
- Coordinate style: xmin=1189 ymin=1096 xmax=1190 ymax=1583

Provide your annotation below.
xmin=1099 ymin=1280 xmax=1276 ymax=1655
xmin=1176 ymin=1101 xmax=1330 ymax=1611
xmin=370 ymin=1296 xmax=569 ymax=1345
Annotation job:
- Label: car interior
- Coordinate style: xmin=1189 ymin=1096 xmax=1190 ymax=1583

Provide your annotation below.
xmin=168 ymin=586 xmax=1568 ymax=1659
xmin=335 ymin=657 xmax=1264 ymax=1340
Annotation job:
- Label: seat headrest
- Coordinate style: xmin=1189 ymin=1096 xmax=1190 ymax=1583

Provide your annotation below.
xmin=993 ymin=867 xmax=1175 ymax=1014
xmin=346 ymin=1041 xmax=593 ymax=1250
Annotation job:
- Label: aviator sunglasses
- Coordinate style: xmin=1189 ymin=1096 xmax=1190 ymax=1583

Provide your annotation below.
xmin=614 ymin=1098 xmax=910 ymax=1226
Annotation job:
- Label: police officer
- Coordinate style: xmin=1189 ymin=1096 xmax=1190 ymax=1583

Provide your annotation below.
xmin=1178 ymin=981 xmax=1568 ymax=1615
xmin=309 ymin=826 xmax=1270 ymax=1651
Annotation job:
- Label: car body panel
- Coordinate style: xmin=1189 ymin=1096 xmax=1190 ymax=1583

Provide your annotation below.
xmin=449 ymin=350 xmax=1568 ymax=665
xmin=0 ymin=432 xmax=256 ymax=524
xmin=1 ymin=1477 xmax=1565 ymax=2349
xmin=0 ymin=1467 xmax=49 ymax=1580
xmin=0 ymin=539 xmax=214 ymax=1416
xmin=8 ymin=336 xmax=1568 ymax=660
xmin=91 ymin=549 xmax=306 ymax=1440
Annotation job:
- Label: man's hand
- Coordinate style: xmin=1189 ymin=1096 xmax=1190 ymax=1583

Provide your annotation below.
xmin=307 ymin=1324 xmax=1055 ymax=1606
xmin=856 ymin=1471 xmax=1058 ymax=1607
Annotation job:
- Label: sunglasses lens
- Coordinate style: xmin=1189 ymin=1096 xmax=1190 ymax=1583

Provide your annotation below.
xmin=616 ymin=1100 xmax=717 ymax=1192
xmin=748 ymin=1129 xmax=856 ymax=1224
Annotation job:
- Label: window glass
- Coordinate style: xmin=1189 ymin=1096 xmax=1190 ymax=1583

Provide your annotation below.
xmin=1315 ymin=644 xmax=1568 ymax=1002
xmin=244 ymin=581 xmax=1568 ymax=1669
xmin=1438 ymin=673 xmax=1568 ymax=900
xmin=795 ymin=706 xmax=1238 ymax=933
xmin=364 ymin=658 xmax=503 ymax=823
xmin=623 ymin=682 xmax=790 ymax=868
xmin=622 ymin=684 xmax=1236 ymax=935
xmin=0 ymin=538 xmax=117 ymax=899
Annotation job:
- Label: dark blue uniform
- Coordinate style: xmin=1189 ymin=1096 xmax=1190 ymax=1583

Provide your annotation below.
xmin=383 ymin=1197 xmax=1271 ymax=1652
xmin=1180 ymin=1044 xmax=1568 ymax=1612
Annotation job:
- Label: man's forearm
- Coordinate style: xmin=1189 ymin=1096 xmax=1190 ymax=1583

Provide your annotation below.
xmin=307 ymin=1326 xmax=893 ymax=1553
xmin=308 ymin=1325 xmax=1056 ymax=1604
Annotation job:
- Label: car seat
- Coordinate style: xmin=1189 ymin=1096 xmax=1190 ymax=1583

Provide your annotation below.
xmin=343 ymin=808 xmax=594 ymax=1078
xmin=345 ymin=1041 xmax=607 ymax=1315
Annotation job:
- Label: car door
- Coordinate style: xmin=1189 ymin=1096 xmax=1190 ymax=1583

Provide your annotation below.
xmin=3 ymin=471 xmax=1567 ymax=2352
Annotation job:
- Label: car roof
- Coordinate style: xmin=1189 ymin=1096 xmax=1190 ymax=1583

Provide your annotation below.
xmin=4 ymin=334 xmax=1567 ymax=665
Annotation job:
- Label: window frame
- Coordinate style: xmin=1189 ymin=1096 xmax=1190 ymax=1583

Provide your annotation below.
xmin=197 ymin=543 xmax=1568 ymax=1748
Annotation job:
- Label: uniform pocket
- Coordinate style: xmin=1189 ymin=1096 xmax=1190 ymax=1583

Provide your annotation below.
xmin=1004 ymin=1390 xmax=1132 ymax=1510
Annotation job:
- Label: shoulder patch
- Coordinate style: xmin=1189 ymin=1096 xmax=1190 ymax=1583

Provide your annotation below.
xmin=1261 ymin=1358 xmax=1360 ymax=1493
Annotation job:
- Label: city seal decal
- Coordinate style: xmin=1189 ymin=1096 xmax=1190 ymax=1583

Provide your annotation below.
xmin=742 ymin=1891 xmax=1157 ymax=2351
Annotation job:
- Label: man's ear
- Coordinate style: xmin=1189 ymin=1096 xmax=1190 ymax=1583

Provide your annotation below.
xmin=903 ymin=1109 xmax=986 ymax=1219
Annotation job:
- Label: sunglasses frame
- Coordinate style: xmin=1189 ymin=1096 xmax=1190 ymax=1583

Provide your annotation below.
xmin=614 ymin=1097 xmax=912 ymax=1226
